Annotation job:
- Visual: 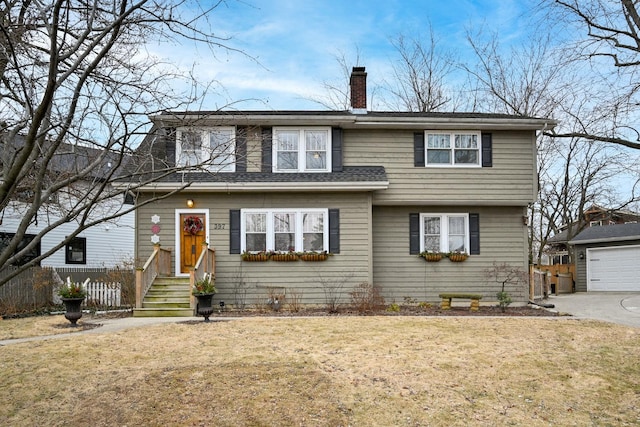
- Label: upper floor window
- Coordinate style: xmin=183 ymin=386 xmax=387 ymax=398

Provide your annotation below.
xmin=420 ymin=213 xmax=469 ymax=253
xmin=273 ymin=127 xmax=331 ymax=172
xmin=242 ymin=209 xmax=328 ymax=252
xmin=425 ymin=131 xmax=480 ymax=167
xmin=176 ymin=127 xmax=235 ymax=172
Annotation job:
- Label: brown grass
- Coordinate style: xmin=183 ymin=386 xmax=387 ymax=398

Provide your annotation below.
xmin=0 ymin=315 xmax=98 ymax=340
xmin=1 ymin=316 xmax=639 ymax=426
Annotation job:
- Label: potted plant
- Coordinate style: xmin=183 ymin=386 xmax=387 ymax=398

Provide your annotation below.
xmin=192 ymin=275 xmax=216 ymax=322
xmin=241 ymin=250 xmax=269 ymax=262
xmin=419 ymin=250 xmax=444 ymax=262
xmin=58 ymin=278 xmax=88 ymax=326
xmin=447 ymin=251 xmax=469 ymax=262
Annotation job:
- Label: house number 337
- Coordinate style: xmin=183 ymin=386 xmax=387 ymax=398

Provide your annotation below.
xmin=213 ymin=223 xmax=226 ymax=230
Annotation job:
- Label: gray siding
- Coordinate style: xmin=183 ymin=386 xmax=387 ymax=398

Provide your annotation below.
xmin=372 ymin=206 xmax=530 ymax=303
xmin=136 ymin=192 xmax=372 ymax=306
xmin=343 ymin=129 xmax=537 ymax=206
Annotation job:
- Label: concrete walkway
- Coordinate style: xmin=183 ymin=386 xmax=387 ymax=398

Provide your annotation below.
xmin=547 ymin=292 xmax=640 ymax=328
xmin=0 ymin=315 xmax=205 ymax=346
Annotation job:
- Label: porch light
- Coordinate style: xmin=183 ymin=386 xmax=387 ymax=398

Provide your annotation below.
xmin=186 ymin=199 xmax=194 ymax=208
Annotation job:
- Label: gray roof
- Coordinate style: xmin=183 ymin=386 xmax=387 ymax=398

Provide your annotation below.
xmin=154 ymin=166 xmax=386 ymax=184
xmin=568 ymin=223 xmax=640 ymax=245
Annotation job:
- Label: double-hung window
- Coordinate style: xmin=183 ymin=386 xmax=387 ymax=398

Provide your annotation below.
xmin=273 ymin=127 xmax=331 ymax=172
xmin=420 ymin=213 xmax=469 ymax=253
xmin=425 ymin=131 xmax=480 ymax=166
xmin=242 ymin=209 xmax=328 ymax=252
xmin=176 ymin=127 xmax=236 ymax=172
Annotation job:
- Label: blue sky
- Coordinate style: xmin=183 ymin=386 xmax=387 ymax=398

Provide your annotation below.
xmin=163 ymin=0 xmax=540 ymax=110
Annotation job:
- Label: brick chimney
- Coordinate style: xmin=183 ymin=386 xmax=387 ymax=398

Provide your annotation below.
xmin=350 ymin=66 xmax=367 ymax=113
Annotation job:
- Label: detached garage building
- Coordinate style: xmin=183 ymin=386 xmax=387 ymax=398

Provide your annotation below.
xmin=569 ymin=223 xmax=640 ymax=292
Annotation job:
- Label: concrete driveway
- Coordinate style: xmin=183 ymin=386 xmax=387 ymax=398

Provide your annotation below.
xmin=547 ymin=292 xmax=640 ymax=328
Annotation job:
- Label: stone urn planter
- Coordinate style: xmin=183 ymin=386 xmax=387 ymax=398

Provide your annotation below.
xmin=193 ymin=275 xmax=216 ymax=322
xmin=195 ymin=293 xmax=215 ymax=322
xmin=61 ymin=297 xmax=85 ymax=326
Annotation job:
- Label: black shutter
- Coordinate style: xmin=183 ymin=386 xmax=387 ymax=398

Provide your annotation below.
xmin=331 ymin=127 xmax=343 ymax=172
xmin=261 ymin=127 xmax=273 ymax=172
xmin=230 ymin=210 xmax=241 ymax=254
xmin=409 ymin=213 xmax=420 ymax=254
xmin=481 ymin=133 xmax=492 ymax=167
xmin=414 ymin=133 xmax=425 ymax=167
xmin=469 ymin=213 xmax=480 ymax=255
xmin=236 ymin=126 xmax=247 ymax=172
xmin=329 ymin=209 xmax=340 ymax=254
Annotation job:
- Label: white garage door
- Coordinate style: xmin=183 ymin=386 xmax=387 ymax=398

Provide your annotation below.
xmin=587 ymin=246 xmax=640 ymax=291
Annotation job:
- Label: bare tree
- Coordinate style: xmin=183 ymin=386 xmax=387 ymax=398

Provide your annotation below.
xmin=0 ymin=1 xmax=244 ymax=286
xmin=545 ymin=0 xmax=640 ymax=150
xmin=382 ymin=30 xmax=456 ymax=112
xmin=309 ymin=49 xmax=362 ymax=110
xmin=463 ymin=31 xmax=568 ymax=117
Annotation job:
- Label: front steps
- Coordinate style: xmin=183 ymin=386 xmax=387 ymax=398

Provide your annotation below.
xmin=133 ymin=276 xmax=194 ymax=317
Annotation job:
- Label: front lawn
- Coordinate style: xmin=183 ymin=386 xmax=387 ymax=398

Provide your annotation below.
xmin=1 ymin=316 xmax=638 ymax=426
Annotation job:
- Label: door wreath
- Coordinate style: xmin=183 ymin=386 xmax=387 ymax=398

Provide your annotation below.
xmin=183 ymin=216 xmax=204 ymax=235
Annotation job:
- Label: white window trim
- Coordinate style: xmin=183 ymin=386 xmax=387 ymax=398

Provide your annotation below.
xmin=240 ymin=208 xmax=329 ymax=252
xmin=419 ymin=213 xmax=470 ymax=253
xmin=424 ymin=130 xmax=481 ymax=168
xmin=272 ymin=127 xmax=332 ymax=173
xmin=176 ymin=126 xmax=236 ymax=172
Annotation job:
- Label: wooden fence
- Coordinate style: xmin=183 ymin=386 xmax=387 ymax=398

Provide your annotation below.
xmin=530 ymin=266 xmax=550 ymax=301
xmin=0 ymin=266 xmax=54 ymax=313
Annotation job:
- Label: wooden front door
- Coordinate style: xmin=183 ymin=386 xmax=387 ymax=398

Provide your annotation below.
xmin=180 ymin=213 xmax=207 ymax=274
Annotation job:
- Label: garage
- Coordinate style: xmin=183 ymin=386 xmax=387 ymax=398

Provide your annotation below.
xmin=569 ymin=223 xmax=640 ymax=292
xmin=587 ymin=246 xmax=640 ymax=291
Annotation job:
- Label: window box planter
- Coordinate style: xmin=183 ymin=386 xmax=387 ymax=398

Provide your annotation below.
xmin=299 ymin=252 xmax=330 ymax=261
xmin=270 ymin=252 xmax=299 ymax=262
xmin=241 ymin=252 xmax=269 ymax=262
xmin=419 ymin=252 xmax=443 ymax=262
xmin=448 ymin=253 xmax=469 ymax=262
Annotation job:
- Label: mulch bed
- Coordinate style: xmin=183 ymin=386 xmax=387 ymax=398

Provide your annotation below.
xmin=206 ymin=304 xmax=563 ymax=318
xmin=52 ymin=322 xmax=102 ymax=331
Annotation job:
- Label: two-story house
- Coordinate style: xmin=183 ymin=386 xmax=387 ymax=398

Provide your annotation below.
xmin=130 ymin=67 xmax=554 ymax=316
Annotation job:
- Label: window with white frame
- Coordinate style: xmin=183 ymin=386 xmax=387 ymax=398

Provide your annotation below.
xmin=420 ymin=213 xmax=469 ymax=253
xmin=242 ymin=209 xmax=328 ymax=252
xmin=273 ymin=127 xmax=331 ymax=172
xmin=425 ymin=131 xmax=480 ymax=166
xmin=176 ymin=127 xmax=236 ymax=172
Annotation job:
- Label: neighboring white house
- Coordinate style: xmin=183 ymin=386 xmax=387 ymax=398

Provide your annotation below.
xmin=0 ymin=201 xmax=134 ymax=268
xmin=0 ymin=141 xmax=135 ymax=269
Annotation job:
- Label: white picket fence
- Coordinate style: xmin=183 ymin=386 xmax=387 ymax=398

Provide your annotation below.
xmin=52 ymin=279 xmax=122 ymax=307
xmin=84 ymin=281 xmax=121 ymax=307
